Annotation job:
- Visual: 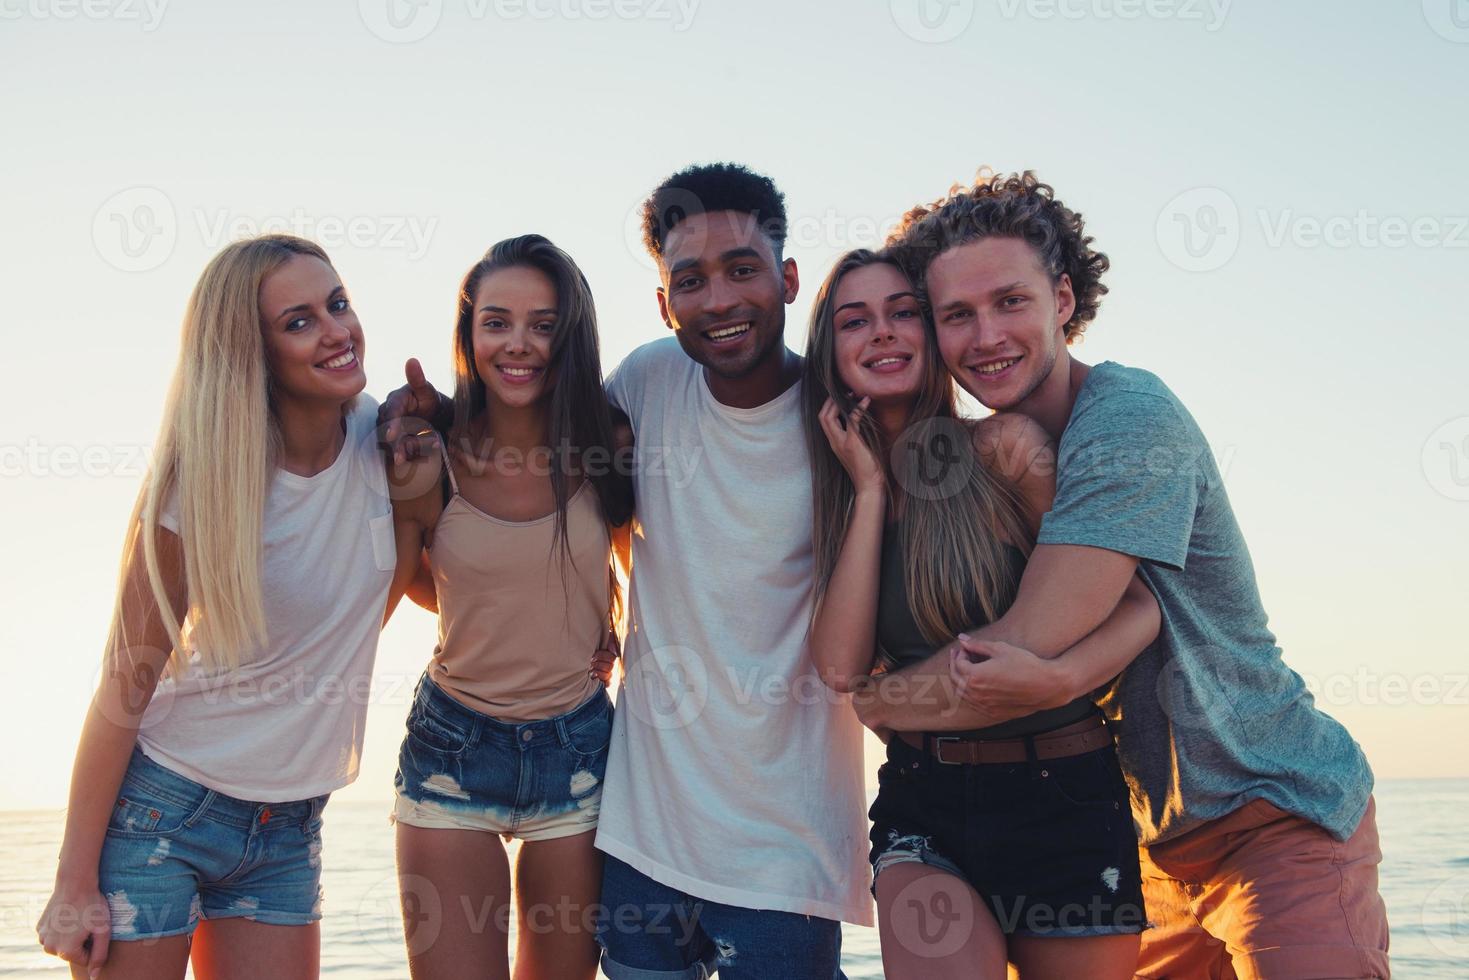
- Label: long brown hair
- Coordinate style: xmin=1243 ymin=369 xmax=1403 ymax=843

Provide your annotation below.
xmin=802 ymin=249 xmax=1033 ymax=647
xmin=448 ymin=235 xmax=633 ymax=598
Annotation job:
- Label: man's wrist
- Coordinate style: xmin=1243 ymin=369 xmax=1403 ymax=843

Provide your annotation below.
xmin=850 ymin=674 xmax=887 ymax=727
xmin=433 ymin=391 xmax=454 ymax=431
xmin=1048 ymin=654 xmax=1084 ymax=707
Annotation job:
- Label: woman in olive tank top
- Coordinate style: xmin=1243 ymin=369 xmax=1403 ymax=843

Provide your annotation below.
xmin=803 ymin=250 xmax=1160 ymax=980
xmin=385 ymin=235 xmax=633 ymax=980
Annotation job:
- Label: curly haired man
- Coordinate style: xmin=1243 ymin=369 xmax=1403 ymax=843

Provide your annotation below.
xmin=858 ymin=171 xmax=1390 ymax=980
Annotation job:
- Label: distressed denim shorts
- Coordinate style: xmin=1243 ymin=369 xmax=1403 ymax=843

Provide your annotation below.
xmin=392 ymin=673 xmax=612 ymax=841
xmin=596 ymin=854 xmax=845 ymax=980
xmin=96 ymin=747 xmax=328 ymax=941
xmin=868 ymin=732 xmax=1145 ymax=938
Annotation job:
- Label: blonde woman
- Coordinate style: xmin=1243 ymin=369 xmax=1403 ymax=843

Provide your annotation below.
xmin=804 ymin=250 xmax=1159 ymax=980
xmin=37 ymin=235 xmax=406 ymax=979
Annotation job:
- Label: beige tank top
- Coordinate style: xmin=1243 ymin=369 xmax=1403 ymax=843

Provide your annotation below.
xmin=427 ymin=444 xmax=610 ymax=722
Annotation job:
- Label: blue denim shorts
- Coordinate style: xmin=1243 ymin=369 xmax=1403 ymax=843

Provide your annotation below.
xmin=392 ymin=673 xmax=612 ymax=841
xmin=596 ymin=854 xmax=845 ymax=980
xmin=96 ymin=747 xmax=328 ymax=941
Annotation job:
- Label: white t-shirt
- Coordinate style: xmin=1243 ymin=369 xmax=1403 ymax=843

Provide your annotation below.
xmin=137 ymin=397 xmax=395 ymax=802
xmin=597 ymin=338 xmax=873 ymax=926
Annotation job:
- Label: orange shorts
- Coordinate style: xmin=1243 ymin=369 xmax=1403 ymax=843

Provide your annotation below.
xmin=1135 ymin=796 xmax=1389 ymax=979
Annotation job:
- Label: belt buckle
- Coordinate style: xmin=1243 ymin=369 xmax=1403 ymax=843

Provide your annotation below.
xmin=932 ymin=736 xmax=966 ymax=765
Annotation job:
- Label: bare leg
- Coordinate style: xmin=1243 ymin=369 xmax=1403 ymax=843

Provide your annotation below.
xmin=511 ymin=829 xmax=602 ymax=980
xmin=92 ymin=934 xmax=191 ymax=980
xmin=395 ymin=823 xmax=512 ymax=980
xmin=190 ymin=919 xmax=319 ymax=980
xmin=1009 ymin=933 xmax=1140 ymax=980
xmin=876 ymin=863 xmax=1007 ymax=980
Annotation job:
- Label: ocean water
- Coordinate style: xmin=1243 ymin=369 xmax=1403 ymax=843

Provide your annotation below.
xmin=3 ymin=780 xmax=1465 ymax=977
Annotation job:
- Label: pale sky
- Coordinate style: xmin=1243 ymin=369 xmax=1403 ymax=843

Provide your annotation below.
xmin=2 ymin=0 xmax=1466 ymax=810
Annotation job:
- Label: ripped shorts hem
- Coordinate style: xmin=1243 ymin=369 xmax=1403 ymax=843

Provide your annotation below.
xmin=198 ymin=908 xmax=322 ymax=928
xmin=870 ymin=840 xmax=966 ymax=897
xmin=392 ymin=794 xmax=600 ymax=842
xmin=108 ymin=922 xmax=199 ymax=942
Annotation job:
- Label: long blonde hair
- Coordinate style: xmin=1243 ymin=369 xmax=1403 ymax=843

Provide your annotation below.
xmin=802 ymin=250 xmax=1033 ymax=648
xmin=120 ymin=234 xmax=334 ymax=676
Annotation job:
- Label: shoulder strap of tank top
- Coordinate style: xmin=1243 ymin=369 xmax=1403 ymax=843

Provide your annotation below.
xmin=437 ymin=437 xmax=460 ymax=497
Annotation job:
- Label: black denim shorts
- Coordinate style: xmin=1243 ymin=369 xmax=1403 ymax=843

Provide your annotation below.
xmin=868 ymin=732 xmax=1146 ymax=937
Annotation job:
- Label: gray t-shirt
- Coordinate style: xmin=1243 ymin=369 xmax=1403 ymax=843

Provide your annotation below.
xmin=1038 ymin=362 xmax=1372 ymax=845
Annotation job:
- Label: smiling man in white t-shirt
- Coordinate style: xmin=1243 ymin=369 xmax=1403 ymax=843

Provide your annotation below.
xmin=593 ymin=163 xmax=872 ymax=980
xmin=376 ymin=163 xmax=873 ymax=977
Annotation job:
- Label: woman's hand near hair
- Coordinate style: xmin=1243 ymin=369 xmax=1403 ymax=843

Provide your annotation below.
xmin=378 ymin=358 xmax=452 ymax=465
xmin=817 ymin=396 xmax=884 ymax=495
xmin=37 ymin=521 xmax=186 ymax=978
xmin=810 ymin=396 xmax=887 ymax=693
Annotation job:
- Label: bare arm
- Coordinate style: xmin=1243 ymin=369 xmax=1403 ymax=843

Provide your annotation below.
xmin=968 ymin=543 xmax=1138 ymax=655
xmin=856 ymin=414 xmax=1154 ymax=730
xmin=972 ymin=412 xmax=1139 ymax=656
xmin=811 ymin=486 xmax=886 ymax=692
xmin=853 ymin=570 xmax=1160 ymax=731
xmin=405 ymin=549 xmax=438 ymax=614
xmin=947 ymin=575 xmax=1159 ymax=719
xmin=38 ymin=519 xmax=187 ymax=974
xmin=808 ymin=398 xmax=888 ymax=692
xmin=384 ymin=452 xmax=442 ymax=623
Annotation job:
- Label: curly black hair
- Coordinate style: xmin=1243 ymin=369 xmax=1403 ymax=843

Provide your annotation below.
xmin=887 ymin=170 xmax=1109 ymax=342
xmin=640 ymin=162 xmax=788 ymax=261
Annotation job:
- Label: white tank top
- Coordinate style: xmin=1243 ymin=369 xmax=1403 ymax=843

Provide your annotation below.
xmin=138 ymin=396 xmax=395 ymax=802
xmin=597 ymin=339 xmax=873 ymax=926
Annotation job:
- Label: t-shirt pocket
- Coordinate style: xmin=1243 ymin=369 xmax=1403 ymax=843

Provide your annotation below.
xmin=369 ymin=513 xmax=396 ymax=571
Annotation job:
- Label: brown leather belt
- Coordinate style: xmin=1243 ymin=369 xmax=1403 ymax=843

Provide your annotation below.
xmin=896 ymin=716 xmax=1112 ymax=766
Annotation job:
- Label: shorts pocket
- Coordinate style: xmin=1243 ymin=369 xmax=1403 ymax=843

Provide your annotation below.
xmin=107 ymin=788 xmax=206 ymax=838
xmin=301 ymin=795 xmax=328 ymax=835
xmin=1043 ymin=748 xmax=1127 ymax=810
xmin=565 ymin=703 xmax=612 ymax=762
xmin=407 ymin=698 xmax=472 ymax=756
